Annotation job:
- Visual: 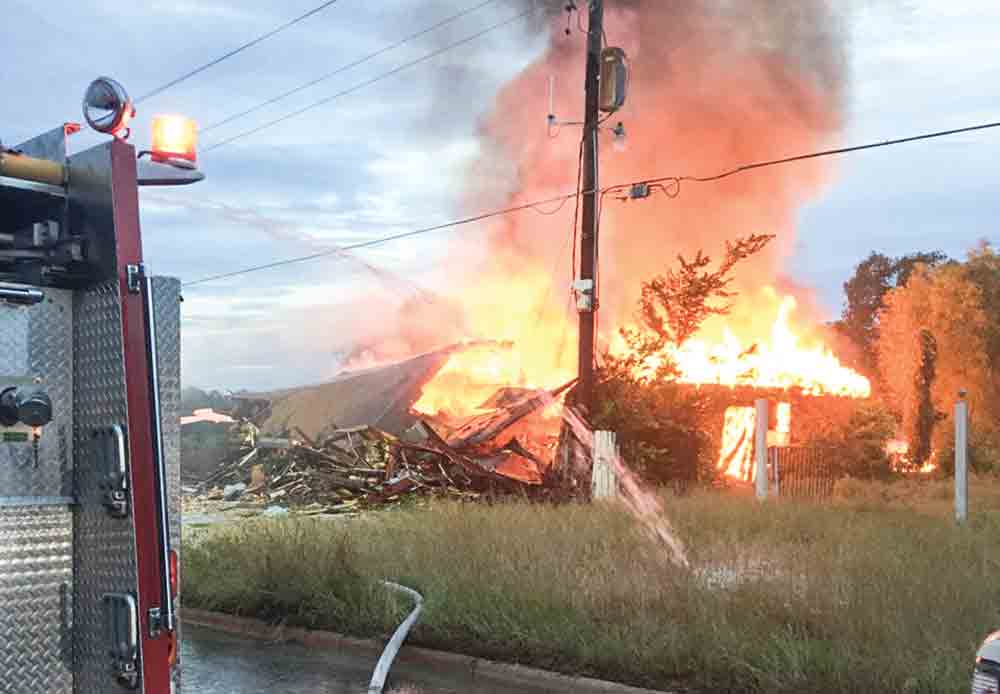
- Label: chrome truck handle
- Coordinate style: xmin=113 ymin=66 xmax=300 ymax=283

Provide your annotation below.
xmin=0 ymin=284 xmax=44 ymax=306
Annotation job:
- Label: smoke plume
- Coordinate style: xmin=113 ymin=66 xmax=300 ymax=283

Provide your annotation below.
xmin=354 ymin=0 xmax=850 ymax=378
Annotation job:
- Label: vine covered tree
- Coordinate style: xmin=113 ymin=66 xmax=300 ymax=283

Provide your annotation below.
xmin=877 ymin=244 xmax=1000 ymax=469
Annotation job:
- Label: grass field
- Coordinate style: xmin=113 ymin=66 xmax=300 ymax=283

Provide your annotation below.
xmin=183 ymin=479 xmax=1000 ymax=693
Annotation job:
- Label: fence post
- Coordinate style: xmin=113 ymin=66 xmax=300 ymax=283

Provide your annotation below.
xmin=754 ymin=399 xmax=768 ymax=500
xmin=592 ymin=430 xmax=618 ymax=500
xmin=955 ymin=391 xmax=969 ymax=524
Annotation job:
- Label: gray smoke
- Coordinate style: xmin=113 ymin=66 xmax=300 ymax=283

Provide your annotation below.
xmin=501 ymin=0 xmax=848 ymax=110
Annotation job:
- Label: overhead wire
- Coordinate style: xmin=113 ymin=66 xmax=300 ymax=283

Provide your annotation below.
xmin=202 ymin=0 xmax=500 ymax=133
xmin=610 ymin=120 xmax=1000 ymax=198
xmin=182 ymin=117 xmax=1000 ymax=287
xmin=135 ymin=0 xmax=343 ymax=104
xmin=531 ymin=196 xmax=574 ymax=216
xmin=182 ymin=190 xmax=583 ymax=286
xmin=203 ymin=6 xmax=539 ymax=153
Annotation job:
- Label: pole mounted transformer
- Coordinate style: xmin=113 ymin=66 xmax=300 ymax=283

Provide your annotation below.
xmin=0 ymin=77 xmax=202 ymax=693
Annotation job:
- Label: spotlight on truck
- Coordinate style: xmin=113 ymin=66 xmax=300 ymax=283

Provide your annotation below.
xmin=83 ymin=77 xmax=135 ymax=139
xmin=82 ymin=77 xmax=205 ymax=186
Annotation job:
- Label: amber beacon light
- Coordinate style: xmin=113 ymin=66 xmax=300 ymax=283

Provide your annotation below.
xmin=150 ymin=115 xmax=198 ymax=168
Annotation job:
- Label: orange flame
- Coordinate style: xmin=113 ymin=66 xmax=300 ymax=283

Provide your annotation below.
xmin=718 ymin=406 xmax=756 ymax=480
xmin=412 ymin=270 xmax=575 ymax=419
xmin=668 ymin=290 xmax=870 ymax=397
xmin=415 ymin=287 xmax=869 ymax=427
xmin=886 ymin=439 xmax=937 ymax=474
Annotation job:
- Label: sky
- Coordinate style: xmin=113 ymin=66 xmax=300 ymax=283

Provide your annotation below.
xmin=2 ymin=0 xmax=998 ymax=391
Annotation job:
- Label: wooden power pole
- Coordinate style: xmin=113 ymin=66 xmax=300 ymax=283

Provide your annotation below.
xmin=576 ymin=0 xmax=603 ymax=415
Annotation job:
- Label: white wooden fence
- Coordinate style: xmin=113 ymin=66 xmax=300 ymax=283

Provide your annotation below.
xmin=592 ymin=430 xmax=619 ymax=500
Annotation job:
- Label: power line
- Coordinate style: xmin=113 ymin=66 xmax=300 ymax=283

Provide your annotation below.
xmin=203 ymin=6 xmax=537 ymax=152
xmin=619 ymin=120 xmax=1000 ymax=195
xmin=182 ymin=191 xmax=580 ymax=286
xmin=135 ymin=0 xmax=342 ymax=104
xmin=183 ymin=117 xmax=1000 ymax=287
xmin=203 ymin=0 xmax=500 ymax=133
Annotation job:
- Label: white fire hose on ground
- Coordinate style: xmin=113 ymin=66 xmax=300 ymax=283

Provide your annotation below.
xmin=368 ymin=581 xmax=424 ymax=694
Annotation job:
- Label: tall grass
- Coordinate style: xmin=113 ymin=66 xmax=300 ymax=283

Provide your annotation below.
xmin=184 ymin=492 xmax=1000 ymax=693
xmin=833 ymin=473 xmax=1000 ymax=514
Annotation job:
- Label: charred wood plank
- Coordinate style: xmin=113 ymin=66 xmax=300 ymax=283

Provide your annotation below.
xmin=447 ymin=379 xmax=576 ymax=448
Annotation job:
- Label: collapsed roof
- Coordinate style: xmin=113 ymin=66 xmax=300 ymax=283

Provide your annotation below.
xmin=247 ymin=346 xmax=459 ymax=440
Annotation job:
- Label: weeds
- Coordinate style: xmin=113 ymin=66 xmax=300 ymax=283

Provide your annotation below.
xmin=183 ymin=488 xmax=1000 ymax=693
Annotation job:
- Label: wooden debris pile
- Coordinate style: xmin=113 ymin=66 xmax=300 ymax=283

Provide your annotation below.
xmin=192 ymin=381 xmax=575 ymax=514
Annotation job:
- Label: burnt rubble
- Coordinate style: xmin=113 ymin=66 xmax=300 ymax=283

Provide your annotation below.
xmin=188 ymin=381 xmax=577 ymax=515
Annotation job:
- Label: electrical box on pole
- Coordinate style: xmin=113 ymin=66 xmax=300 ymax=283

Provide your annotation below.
xmin=599 ymin=47 xmax=628 ymax=113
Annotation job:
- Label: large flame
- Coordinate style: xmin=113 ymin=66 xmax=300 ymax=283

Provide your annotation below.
xmin=670 ymin=290 xmax=870 ymax=397
xmin=416 ymin=286 xmax=869 ymax=423
xmin=613 ymin=287 xmax=870 ymax=398
xmin=412 ymin=268 xmax=575 ymax=419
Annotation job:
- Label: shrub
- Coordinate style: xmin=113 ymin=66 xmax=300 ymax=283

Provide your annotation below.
xmin=811 ymin=402 xmax=896 ymax=479
xmin=592 ymin=368 xmax=714 ymax=486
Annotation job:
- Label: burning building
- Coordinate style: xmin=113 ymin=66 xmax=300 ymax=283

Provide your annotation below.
xmin=284 ymin=2 xmax=872 ymax=485
xmin=390 ymin=5 xmax=853 ymax=400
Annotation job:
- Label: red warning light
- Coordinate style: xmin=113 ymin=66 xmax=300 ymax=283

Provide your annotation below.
xmin=151 ymin=115 xmax=198 ymax=166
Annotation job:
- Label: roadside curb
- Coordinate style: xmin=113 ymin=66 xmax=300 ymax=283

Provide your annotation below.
xmin=182 ymin=608 xmax=674 ymax=694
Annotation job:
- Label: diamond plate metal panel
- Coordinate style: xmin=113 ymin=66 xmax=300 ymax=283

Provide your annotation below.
xmin=73 ymin=281 xmax=139 ymax=694
xmin=151 ymin=278 xmax=181 ymax=556
xmin=151 ymin=277 xmax=181 ymax=692
xmin=0 ymin=505 xmax=74 ymax=694
xmin=0 ymin=289 xmax=74 ymax=498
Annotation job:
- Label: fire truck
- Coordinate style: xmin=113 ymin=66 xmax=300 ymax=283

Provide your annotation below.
xmin=0 ymin=78 xmax=201 ymax=693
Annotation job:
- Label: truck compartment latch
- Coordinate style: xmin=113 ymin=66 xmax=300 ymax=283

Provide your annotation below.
xmin=103 ymin=592 xmax=139 ymax=689
xmin=94 ymin=425 xmax=129 ymax=518
xmin=126 ymin=263 xmax=144 ymax=295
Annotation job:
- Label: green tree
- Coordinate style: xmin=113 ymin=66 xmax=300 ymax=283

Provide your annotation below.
xmin=964 ymin=240 xmax=1000 ymax=370
xmin=836 ymin=250 xmax=947 ymax=379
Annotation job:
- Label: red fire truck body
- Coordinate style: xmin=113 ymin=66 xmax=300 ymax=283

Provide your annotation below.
xmin=1 ymin=114 xmax=193 ymax=692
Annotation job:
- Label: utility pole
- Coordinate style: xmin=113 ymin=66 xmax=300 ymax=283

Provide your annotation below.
xmin=577 ymin=0 xmax=603 ymax=415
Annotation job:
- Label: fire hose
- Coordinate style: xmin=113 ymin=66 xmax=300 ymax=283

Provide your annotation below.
xmin=368 ymin=581 xmax=424 ymax=694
